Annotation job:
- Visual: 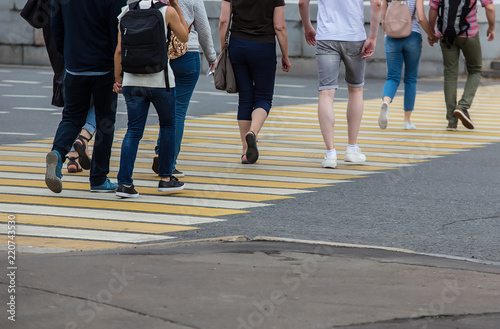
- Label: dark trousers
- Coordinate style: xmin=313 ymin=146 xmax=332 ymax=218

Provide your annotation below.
xmin=51 ymin=72 xmax=117 ymax=186
xmin=228 ymin=37 xmax=277 ymax=120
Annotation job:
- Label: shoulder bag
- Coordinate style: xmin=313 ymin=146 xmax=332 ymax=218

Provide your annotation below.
xmin=213 ymin=0 xmax=237 ymax=93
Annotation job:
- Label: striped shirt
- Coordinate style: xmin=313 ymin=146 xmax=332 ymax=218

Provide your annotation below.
xmin=429 ymin=0 xmax=493 ymax=38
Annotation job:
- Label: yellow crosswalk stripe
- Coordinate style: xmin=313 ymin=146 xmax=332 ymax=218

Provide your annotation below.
xmin=1 ymin=84 xmax=500 ymax=251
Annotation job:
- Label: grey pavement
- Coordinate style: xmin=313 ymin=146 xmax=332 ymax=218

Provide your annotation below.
xmin=1 ymin=66 xmax=500 ymax=328
xmin=1 ymin=238 xmax=500 ymax=329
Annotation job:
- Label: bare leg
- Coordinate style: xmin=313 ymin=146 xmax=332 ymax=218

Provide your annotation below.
xmin=404 ymin=110 xmax=412 ymax=123
xmin=318 ymin=89 xmax=336 ymax=150
xmin=346 ymin=86 xmax=364 ymax=145
xmin=239 ymin=108 xmax=268 ymax=154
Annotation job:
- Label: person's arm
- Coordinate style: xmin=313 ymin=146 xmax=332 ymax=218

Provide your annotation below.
xmin=381 ymin=0 xmax=388 ymax=32
xmin=193 ymin=0 xmax=217 ymax=65
xmin=166 ymin=0 xmax=189 ymax=42
xmin=298 ymin=0 xmax=316 ymax=46
xmin=218 ymin=0 xmax=231 ymax=52
xmin=109 ymin=0 xmax=127 ymax=52
xmin=50 ymin=0 xmax=64 ymax=55
xmin=484 ymin=3 xmax=496 ymax=41
xmin=274 ymin=6 xmax=291 ymax=72
xmin=416 ymin=0 xmax=438 ymax=44
xmin=428 ymin=3 xmax=439 ymax=46
xmin=361 ymin=0 xmax=382 ymax=59
xmin=113 ymin=33 xmax=123 ymax=94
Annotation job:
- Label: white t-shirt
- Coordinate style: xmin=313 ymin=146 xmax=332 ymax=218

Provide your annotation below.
xmin=118 ymin=0 xmax=175 ymax=88
xmin=316 ymin=0 xmax=367 ymax=42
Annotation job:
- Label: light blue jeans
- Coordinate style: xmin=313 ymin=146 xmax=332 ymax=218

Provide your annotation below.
xmin=382 ymin=32 xmax=422 ymax=112
xmin=119 ymin=86 xmax=176 ymax=186
xmin=155 ymin=51 xmax=200 ymax=170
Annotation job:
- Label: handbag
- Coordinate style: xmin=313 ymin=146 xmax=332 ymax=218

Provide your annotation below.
xmin=213 ymin=1 xmax=237 ymax=93
xmin=168 ymin=24 xmax=193 ymax=60
xmin=20 ymin=0 xmax=51 ymax=29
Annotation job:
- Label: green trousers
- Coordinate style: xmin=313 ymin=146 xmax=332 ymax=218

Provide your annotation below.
xmin=440 ymin=34 xmax=483 ymax=126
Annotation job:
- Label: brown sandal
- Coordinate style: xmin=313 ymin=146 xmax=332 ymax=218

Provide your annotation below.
xmin=73 ymin=134 xmax=91 ymax=170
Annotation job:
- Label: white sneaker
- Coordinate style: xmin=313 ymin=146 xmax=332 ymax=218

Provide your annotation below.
xmin=403 ymin=122 xmax=416 ymax=130
xmin=322 ymin=156 xmax=337 ymax=169
xmin=378 ymin=102 xmax=389 ymax=129
xmin=344 ymin=146 xmax=366 ymax=163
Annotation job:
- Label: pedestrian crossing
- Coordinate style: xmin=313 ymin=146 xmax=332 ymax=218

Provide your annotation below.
xmin=1 ymin=84 xmax=500 ymax=252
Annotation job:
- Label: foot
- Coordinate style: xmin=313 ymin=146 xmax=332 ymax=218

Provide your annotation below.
xmin=73 ymin=134 xmax=91 ymax=170
xmin=158 ymin=176 xmax=185 ymax=193
xmin=172 ymin=168 xmax=184 ymax=178
xmin=378 ymin=102 xmax=389 ymax=129
xmin=344 ymin=146 xmax=366 ymax=163
xmin=454 ymin=108 xmax=474 ymax=129
xmin=116 ymin=184 xmax=139 ymax=198
xmin=90 ymin=178 xmax=118 ymax=193
xmin=245 ymin=131 xmax=259 ymax=164
xmin=152 ymin=155 xmax=159 ymax=175
xmin=45 ymin=151 xmax=63 ymax=193
xmin=322 ymin=156 xmax=337 ymax=169
xmin=241 ymin=154 xmax=251 ymax=164
xmin=66 ymin=156 xmax=82 ymax=173
xmin=403 ymin=122 xmax=416 ymax=130
xmin=446 ymin=124 xmax=458 ymax=131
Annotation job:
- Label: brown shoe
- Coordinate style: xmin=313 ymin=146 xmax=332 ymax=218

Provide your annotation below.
xmin=453 ymin=109 xmax=474 ymax=129
xmin=446 ymin=124 xmax=458 ymax=131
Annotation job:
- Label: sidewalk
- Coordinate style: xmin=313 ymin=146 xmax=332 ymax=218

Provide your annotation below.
xmin=4 ymin=237 xmax=500 ymax=329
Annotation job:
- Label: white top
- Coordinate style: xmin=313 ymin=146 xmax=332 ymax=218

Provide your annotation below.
xmin=316 ymin=0 xmax=366 ymax=42
xmin=118 ymin=0 xmax=175 ymax=88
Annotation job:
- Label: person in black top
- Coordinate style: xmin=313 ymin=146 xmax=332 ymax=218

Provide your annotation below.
xmin=44 ymin=0 xmax=126 ymax=193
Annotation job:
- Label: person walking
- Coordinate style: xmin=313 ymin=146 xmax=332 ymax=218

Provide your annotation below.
xmin=379 ymin=0 xmax=438 ymax=130
xmin=218 ymin=0 xmax=291 ymax=164
xmin=45 ymin=0 xmax=126 ymax=193
xmin=299 ymin=0 xmax=382 ymax=169
xmin=33 ymin=8 xmax=97 ymax=174
xmin=152 ymin=0 xmax=218 ymax=177
xmin=113 ymin=0 xmax=189 ymax=198
xmin=428 ymin=0 xmax=496 ymax=131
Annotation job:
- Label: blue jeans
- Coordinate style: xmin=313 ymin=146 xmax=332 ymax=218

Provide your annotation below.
xmin=228 ymin=37 xmax=276 ymax=120
xmin=382 ymin=32 xmax=422 ymax=112
xmin=52 ymin=72 xmax=116 ymax=186
xmin=119 ymin=86 xmax=176 ymax=186
xmin=155 ymin=51 xmax=200 ymax=169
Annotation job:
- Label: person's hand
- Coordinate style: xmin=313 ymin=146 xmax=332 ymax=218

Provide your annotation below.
xmin=113 ymin=81 xmax=122 ymax=94
xmin=281 ymin=57 xmax=291 ymax=72
xmin=428 ymin=33 xmax=438 ymax=46
xmin=487 ymin=27 xmax=495 ymax=41
xmin=168 ymin=0 xmax=178 ymax=7
xmin=361 ymin=38 xmax=376 ymax=59
xmin=304 ymin=28 xmax=316 ymax=46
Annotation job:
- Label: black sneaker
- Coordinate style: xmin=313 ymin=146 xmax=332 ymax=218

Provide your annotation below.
xmin=453 ymin=109 xmax=474 ymax=129
xmin=172 ymin=168 xmax=184 ymax=178
xmin=116 ymin=184 xmax=139 ymax=198
xmin=158 ymin=176 xmax=185 ymax=193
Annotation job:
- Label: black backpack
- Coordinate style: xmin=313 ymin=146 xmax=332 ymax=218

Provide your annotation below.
xmin=120 ymin=0 xmax=171 ymax=88
xmin=437 ymin=0 xmax=477 ymax=47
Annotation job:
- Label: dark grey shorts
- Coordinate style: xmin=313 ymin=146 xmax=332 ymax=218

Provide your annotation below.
xmin=316 ymin=40 xmax=366 ymax=90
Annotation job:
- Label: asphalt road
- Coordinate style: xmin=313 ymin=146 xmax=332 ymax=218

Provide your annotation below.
xmin=1 ymin=65 xmax=499 ymax=262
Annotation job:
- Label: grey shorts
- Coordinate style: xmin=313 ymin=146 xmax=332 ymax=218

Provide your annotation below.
xmin=316 ymin=40 xmax=366 ymax=90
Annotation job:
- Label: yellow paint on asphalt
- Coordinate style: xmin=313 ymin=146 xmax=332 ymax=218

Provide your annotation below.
xmin=0 ymin=213 xmax=198 ymax=233
xmin=0 ymin=194 xmax=247 ymax=217
xmin=0 ymin=235 xmax=131 ymax=251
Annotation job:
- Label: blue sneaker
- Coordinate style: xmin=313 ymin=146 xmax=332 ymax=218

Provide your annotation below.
xmin=91 ymin=178 xmax=118 ymax=193
xmin=45 ymin=151 xmax=63 ymax=193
